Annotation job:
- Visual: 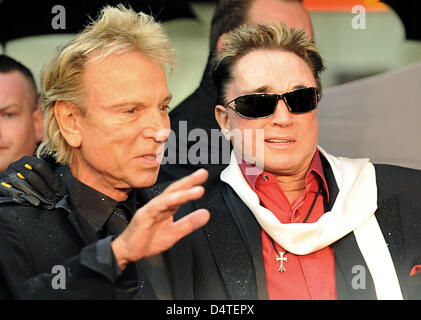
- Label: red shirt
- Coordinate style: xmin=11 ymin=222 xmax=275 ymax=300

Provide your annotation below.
xmin=238 ymin=151 xmax=337 ymax=300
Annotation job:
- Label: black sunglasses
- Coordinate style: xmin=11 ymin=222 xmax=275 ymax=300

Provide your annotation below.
xmin=225 ymin=87 xmax=321 ymax=119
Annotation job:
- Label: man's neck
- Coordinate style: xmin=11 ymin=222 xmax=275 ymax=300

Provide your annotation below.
xmin=274 ymin=172 xmax=307 ymax=205
xmin=70 ymin=160 xmax=131 ymax=202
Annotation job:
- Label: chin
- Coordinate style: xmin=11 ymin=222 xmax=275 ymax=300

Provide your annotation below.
xmin=129 ymin=170 xmax=159 ymax=189
xmin=263 ymin=158 xmax=299 ymax=175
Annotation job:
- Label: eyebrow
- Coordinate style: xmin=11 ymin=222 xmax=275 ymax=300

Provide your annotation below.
xmin=109 ymin=94 xmax=172 ymax=109
xmin=244 ymin=86 xmax=270 ymax=94
xmin=0 ymin=103 xmax=20 ymax=112
xmin=161 ymin=94 xmax=172 ymax=104
xmin=243 ymin=84 xmax=307 ymax=95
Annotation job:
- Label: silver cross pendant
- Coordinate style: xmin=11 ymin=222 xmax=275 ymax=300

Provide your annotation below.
xmin=275 ymin=251 xmax=288 ymax=272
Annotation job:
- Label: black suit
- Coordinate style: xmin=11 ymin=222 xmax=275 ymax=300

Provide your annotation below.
xmin=164 ymin=156 xmax=421 ymax=299
xmin=0 ymin=165 xmax=158 ymax=299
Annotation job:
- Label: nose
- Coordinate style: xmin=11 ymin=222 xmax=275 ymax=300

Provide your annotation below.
xmin=142 ymin=108 xmax=170 ymax=143
xmin=270 ymin=99 xmax=293 ymax=127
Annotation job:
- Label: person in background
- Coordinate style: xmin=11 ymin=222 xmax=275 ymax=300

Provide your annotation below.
xmin=0 ymin=55 xmax=43 ymax=172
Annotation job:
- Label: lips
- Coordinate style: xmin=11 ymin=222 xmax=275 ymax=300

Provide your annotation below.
xmin=137 ymin=145 xmax=165 ymax=160
xmin=264 ymin=137 xmax=296 ymax=143
xmin=136 ymin=147 xmax=165 ymax=166
xmin=142 ymin=154 xmax=156 ymax=160
xmin=137 ymin=153 xmax=160 ymax=162
xmin=135 ymin=153 xmax=160 ymax=167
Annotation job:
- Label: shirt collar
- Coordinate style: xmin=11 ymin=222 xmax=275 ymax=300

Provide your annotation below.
xmin=56 ymin=165 xmax=137 ymax=233
xmin=238 ymin=150 xmax=329 ymax=201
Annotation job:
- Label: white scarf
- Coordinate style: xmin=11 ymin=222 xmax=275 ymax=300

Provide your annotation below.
xmin=220 ymin=146 xmax=403 ymax=299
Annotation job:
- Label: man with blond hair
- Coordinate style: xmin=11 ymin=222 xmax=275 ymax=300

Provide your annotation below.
xmin=0 ymin=5 xmax=209 ymax=299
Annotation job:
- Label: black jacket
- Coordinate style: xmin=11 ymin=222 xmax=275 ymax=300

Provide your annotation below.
xmin=2 ymin=159 xmax=420 ymax=300
xmin=165 ymin=157 xmax=421 ymax=299
xmin=0 ymin=165 xmax=159 ymax=299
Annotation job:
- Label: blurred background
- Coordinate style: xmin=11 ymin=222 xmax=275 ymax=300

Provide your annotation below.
xmin=1 ymin=0 xmax=419 ymax=107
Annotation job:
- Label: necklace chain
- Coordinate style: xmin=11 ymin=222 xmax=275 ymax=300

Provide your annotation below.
xmin=270 ymin=184 xmax=322 ymax=271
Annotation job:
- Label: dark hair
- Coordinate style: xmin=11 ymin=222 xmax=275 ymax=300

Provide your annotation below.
xmin=209 ymin=0 xmax=253 ymax=53
xmin=0 ymin=55 xmax=38 ymax=96
xmin=211 ymin=23 xmax=325 ymax=105
xmin=209 ymin=0 xmax=304 ymax=53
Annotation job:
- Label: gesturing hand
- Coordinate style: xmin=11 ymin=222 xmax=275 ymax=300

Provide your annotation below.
xmin=111 ymin=169 xmax=210 ymax=270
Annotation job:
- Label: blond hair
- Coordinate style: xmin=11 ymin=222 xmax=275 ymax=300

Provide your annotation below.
xmin=211 ymin=22 xmax=324 ymax=105
xmin=38 ymin=5 xmax=176 ymax=164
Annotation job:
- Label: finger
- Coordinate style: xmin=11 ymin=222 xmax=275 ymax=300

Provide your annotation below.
xmin=139 ymin=186 xmax=206 ymax=223
xmin=172 ymin=209 xmax=210 ymax=241
xmin=20 ymin=194 xmax=43 ymax=207
xmin=163 ymin=169 xmax=209 ymax=194
xmin=40 ymin=151 xmax=58 ymax=166
xmin=0 ymin=182 xmax=41 ymax=206
xmin=6 ymin=166 xmax=56 ymax=202
xmin=5 ymin=173 xmax=55 ymax=207
xmin=30 ymin=157 xmax=65 ymax=197
xmin=155 ymin=186 xmax=205 ymax=214
xmin=11 ymin=156 xmax=65 ymax=197
xmin=0 ymin=181 xmax=25 ymax=198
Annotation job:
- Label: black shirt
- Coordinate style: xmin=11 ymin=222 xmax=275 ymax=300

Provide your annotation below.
xmin=56 ymin=165 xmax=142 ymax=287
xmin=59 ymin=165 xmax=137 ymax=236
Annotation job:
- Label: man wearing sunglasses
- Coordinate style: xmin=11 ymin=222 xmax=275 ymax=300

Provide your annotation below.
xmin=164 ymin=23 xmax=421 ymax=299
xmin=158 ymin=0 xmax=314 ymax=185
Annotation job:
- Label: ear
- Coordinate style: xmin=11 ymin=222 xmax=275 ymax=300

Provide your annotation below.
xmin=216 ymin=36 xmax=227 ymax=55
xmin=32 ymin=99 xmax=44 ymax=142
xmin=54 ymin=101 xmax=82 ymax=148
xmin=215 ymin=105 xmax=231 ymax=140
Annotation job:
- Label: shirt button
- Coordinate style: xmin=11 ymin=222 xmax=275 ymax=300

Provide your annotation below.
xmin=263 ymin=175 xmax=269 ymax=181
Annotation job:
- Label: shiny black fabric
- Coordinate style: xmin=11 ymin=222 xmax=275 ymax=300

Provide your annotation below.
xmin=0 ymin=165 xmax=154 ymax=299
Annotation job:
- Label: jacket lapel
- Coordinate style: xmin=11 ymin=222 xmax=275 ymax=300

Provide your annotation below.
xmin=321 ymin=155 xmax=377 ymax=299
xmin=332 ymin=232 xmax=377 ymax=299
xmin=55 ymin=195 xmax=99 ymax=245
xmin=200 ymin=183 xmax=259 ymax=299
xmin=221 ymin=183 xmax=268 ymax=300
xmin=373 ymin=193 xmax=408 ymax=298
xmin=138 ymin=255 xmax=172 ymax=299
